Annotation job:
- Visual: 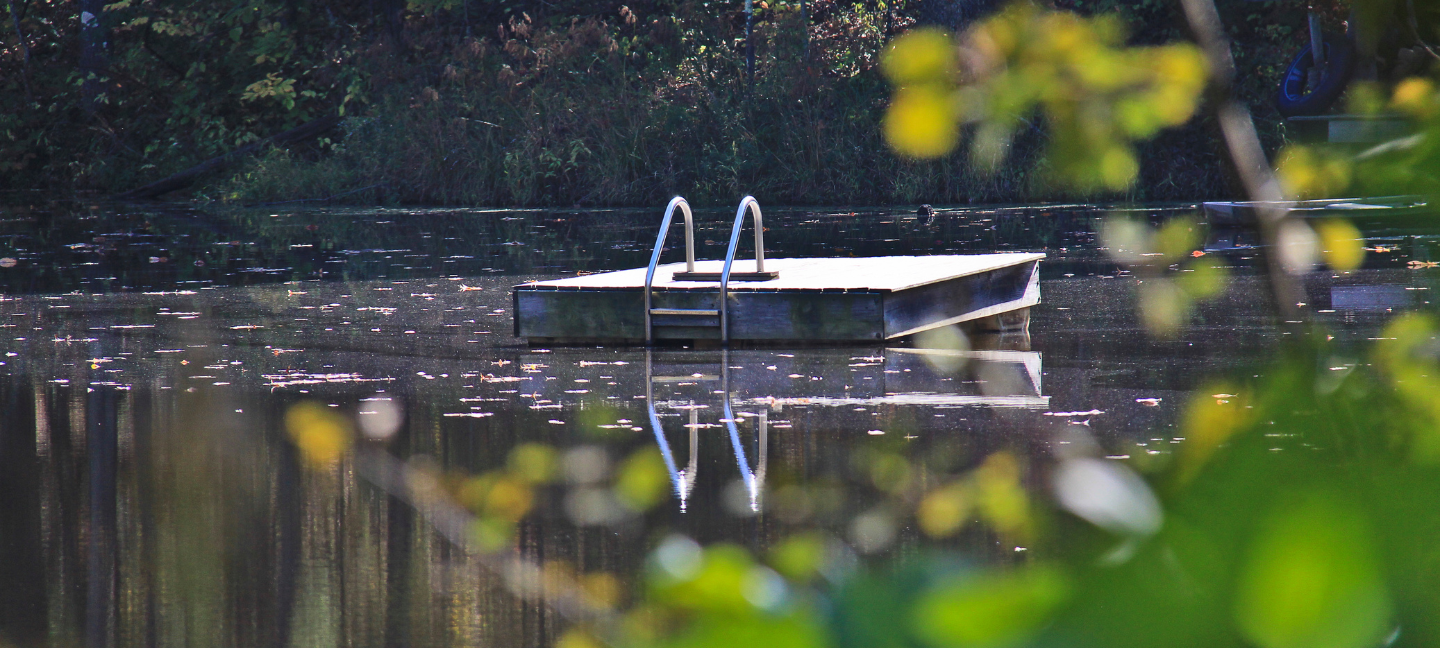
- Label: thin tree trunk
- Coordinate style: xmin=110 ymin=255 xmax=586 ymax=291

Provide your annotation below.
xmin=745 ymin=0 xmax=755 ymax=88
xmin=79 ymin=0 xmax=108 ymax=115
xmin=1179 ymin=0 xmax=1306 ymax=322
xmin=6 ymin=0 xmax=31 ymax=101
xmin=115 ymin=113 xmax=342 ymax=200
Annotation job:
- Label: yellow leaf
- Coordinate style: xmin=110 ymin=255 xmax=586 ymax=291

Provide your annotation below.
xmin=284 ymin=401 xmax=352 ymax=469
xmin=1314 ymin=219 xmax=1365 ymax=271
xmin=882 ymin=28 xmax=957 ymax=85
xmin=885 ymin=87 xmax=960 ymax=159
xmin=918 ymin=483 xmax=972 ymax=538
xmin=1176 ymin=384 xmax=1252 ymax=483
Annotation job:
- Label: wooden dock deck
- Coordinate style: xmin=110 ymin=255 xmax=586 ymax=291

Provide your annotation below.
xmin=513 ymin=253 xmax=1044 ymax=344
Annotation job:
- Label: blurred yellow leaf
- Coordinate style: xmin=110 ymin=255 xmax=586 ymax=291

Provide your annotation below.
xmin=770 ymin=533 xmax=827 ymax=581
xmin=1154 ymin=216 xmax=1200 ymax=262
xmin=556 ymin=629 xmax=604 ymax=648
xmin=885 ymin=87 xmax=961 ymax=159
xmin=1277 ymin=145 xmax=1353 ymax=200
xmin=918 ymin=483 xmax=973 ymax=538
xmin=1137 ymin=279 xmax=1190 ymax=338
xmin=1176 ymin=257 xmax=1229 ymax=300
xmin=484 ymin=476 xmax=534 ymax=521
xmin=1234 ymin=496 xmax=1392 ymax=648
xmin=508 ymin=442 xmax=558 ymax=484
xmin=284 ymin=401 xmax=353 ymax=469
xmin=1391 ymin=77 xmax=1438 ymax=119
xmin=1176 ymin=384 xmax=1252 ymax=484
xmin=470 ymin=516 xmax=515 ymax=553
xmin=581 ymin=572 xmax=622 ymax=609
xmin=913 ymin=565 xmax=1069 ymax=648
xmin=974 ymin=452 xmax=1032 ymax=541
xmin=1314 ymin=219 xmax=1365 ymax=272
xmin=1098 ymin=146 xmax=1139 ymax=190
xmin=1345 ymin=80 xmax=1386 ymax=116
xmin=614 ymin=447 xmax=669 ymax=511
xmin=882 ymin=28 xmax=957 ymax=86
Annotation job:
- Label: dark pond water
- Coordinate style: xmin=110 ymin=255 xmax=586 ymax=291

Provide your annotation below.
xmin=0 ymin=199 xmax=1433 ymax=647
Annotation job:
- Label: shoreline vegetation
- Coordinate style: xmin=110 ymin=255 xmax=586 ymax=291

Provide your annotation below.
xmin=3 ymin=0 xmax=1317 ymax=207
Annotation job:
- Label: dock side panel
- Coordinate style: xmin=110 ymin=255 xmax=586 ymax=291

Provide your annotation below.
xmin=727 ymin=291 xmax=885 ymax=341
xmin=882 ymin=260 xmax=1039 ymax=339
xmin=515 ymin=289 xmax=646 ymax=340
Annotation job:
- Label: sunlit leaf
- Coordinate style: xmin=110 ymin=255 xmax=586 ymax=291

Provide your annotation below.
xmin=1276 ymin=146 xmax=1353 ymax=200
xmin=581 ymin=572 xmax=622 ymax=610
xmin=556 ymin=628 xmax=604 ymax=648
xmin=1153 ymin=217 xmax=1200 ymax=262
xmin=483 ymin=475 xmax=534 ymax=521
xmin=1391 ymin=77 xmax=1438 ymax=120
xmin=470 ymin=516 xmax=516 ymax=553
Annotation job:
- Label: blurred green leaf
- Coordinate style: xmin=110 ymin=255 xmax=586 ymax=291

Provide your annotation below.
xmin=913 ymin=565 xmax=1069 ymax=648
xmin=615 ymin=447 xmax=669 ymax=511
xmin=1234 ymin=496 xmax=1393 ymax=648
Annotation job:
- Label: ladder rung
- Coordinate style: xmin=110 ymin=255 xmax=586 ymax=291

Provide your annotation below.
xmin=650 ymin=308 xmax=719 ymax=316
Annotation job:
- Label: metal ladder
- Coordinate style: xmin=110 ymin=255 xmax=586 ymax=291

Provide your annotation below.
xmin=643 ymin=196 xmax=776 ymax=344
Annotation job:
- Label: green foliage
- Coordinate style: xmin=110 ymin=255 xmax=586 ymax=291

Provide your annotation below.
xmin=1 ymin=0 xmax=1308 ymax=203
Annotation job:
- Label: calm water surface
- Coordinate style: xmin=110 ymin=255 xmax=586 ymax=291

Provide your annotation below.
xmin=0 ymin=200 xmax=1431 ymax=646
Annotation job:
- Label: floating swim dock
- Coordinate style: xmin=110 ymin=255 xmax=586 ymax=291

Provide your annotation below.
xmin=513 ymin=197 xmax=1043 ymax=345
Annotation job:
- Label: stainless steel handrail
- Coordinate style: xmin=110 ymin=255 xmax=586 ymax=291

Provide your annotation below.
xmin=719 ymin=196 xmax=766 ymax=343
xmin=644 ymin=197 xmax=696 ymax=344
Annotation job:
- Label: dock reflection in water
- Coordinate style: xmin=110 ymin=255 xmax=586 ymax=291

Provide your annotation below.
xmin=640 ymin=344 xmax=1046 ymax=514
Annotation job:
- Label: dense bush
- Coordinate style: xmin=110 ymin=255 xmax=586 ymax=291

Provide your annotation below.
xmin=1 ymin=0 xmax=1332 ymax=205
